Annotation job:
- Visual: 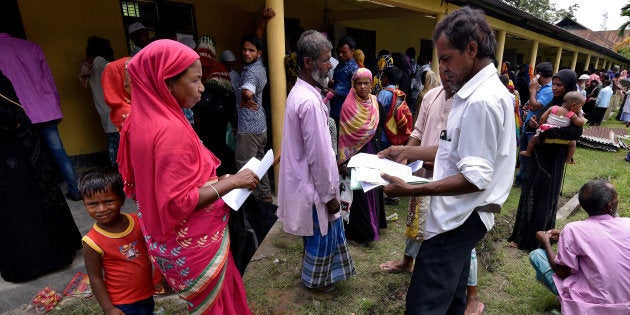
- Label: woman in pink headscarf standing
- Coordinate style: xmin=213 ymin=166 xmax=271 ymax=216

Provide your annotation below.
xmin=337 ymin=68 xmax=386 ymax=246
xmin=117 ymin=40 xmax=259 ymax=314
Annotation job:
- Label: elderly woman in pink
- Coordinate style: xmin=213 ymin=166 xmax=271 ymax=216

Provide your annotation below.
xmin=117 ymin=39 xmax=258 ymax=314
xmin=338 ymin=68 xmax=386 ymax=246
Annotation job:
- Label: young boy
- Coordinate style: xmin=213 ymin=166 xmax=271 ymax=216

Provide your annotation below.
xmin=80 ymin=170 xmax=155 ymax=315
xmin=520 ymin=91 xmax=586 ymax=163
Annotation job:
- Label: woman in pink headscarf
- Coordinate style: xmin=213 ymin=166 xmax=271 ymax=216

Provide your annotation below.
xmin=117 ymin=40 xmax=259 ymax=314
xmin=337 ymin=68 xmax=386 ymax=245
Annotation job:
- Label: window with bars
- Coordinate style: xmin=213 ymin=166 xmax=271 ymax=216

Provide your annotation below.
xmin=121 ymin=1 xmax=140 ymax=17
xmin=119 ymin=0 xmax=197 ymax=54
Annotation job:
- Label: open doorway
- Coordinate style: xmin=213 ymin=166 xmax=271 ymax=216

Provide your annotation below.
xmin=346 ymin=27 xmax=376 ymax=70
xmin=0 ymin=0 xmax=26 ymax=39
xmin=419 ymin=39 xmax=433 ymax=65
xmin=120 ymin=0 xmax=197 ymax=54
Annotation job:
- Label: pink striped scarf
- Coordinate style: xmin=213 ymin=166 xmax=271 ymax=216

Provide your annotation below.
xmin=338 ymin=89 xmax=379 ymax=164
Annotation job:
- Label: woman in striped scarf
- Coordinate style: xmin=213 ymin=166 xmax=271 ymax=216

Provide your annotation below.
xmin=338 ymin=68 xmax=387 ymax=245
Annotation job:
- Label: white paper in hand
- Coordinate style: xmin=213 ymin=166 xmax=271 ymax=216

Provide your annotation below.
xmin=347 ymin=153 xmax=430 ymax=191
xmin=222 ymin=149 xmax=274 ymax=210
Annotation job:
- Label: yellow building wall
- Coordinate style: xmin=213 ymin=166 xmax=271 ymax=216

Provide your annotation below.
xmin=15 ymin=0 xmax=626 ymax=157
xmin=340 ymin=15 xmax=436 ymax=56
xmin=16 ymin=0 xmax=262 ymax=156
xmin=18 ymin=0 xmax=128 ymax=155
xmin=192 ymin=0 xmax=256 ymax=64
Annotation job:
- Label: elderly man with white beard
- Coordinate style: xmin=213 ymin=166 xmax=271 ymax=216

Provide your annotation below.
xmin=277 ymin=30 xmax=356 ymax=293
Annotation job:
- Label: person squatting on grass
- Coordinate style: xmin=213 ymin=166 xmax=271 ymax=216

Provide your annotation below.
xmin=529 ymin=179 xmax=630 ymax=314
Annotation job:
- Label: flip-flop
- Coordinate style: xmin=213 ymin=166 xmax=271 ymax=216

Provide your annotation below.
xmin=379 ymin=260 xmax=412 ymax=273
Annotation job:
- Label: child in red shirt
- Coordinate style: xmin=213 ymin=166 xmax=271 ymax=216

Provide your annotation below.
xmin=80 ymin=170 xmax=155 ymax=315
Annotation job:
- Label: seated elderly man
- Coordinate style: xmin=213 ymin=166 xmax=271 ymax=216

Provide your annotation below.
xmin=529 ymin=179 xmax=630 ymax=314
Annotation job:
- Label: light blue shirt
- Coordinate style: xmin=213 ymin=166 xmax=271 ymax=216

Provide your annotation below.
xmin=596 ymin=85 xmax=613 ymax=108
xmin=523 ymin=81 xmax=553 ymax=132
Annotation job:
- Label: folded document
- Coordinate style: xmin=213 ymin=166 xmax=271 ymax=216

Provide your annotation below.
xmin=222 ymin=149 xmax=274 ymax=210
xmin=347 ymin=153 xmax=430 ymax=192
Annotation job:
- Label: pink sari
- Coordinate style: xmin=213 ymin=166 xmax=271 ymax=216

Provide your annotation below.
xmin=338 ymin=68 xmax=379 ymax=164
xmin=117 ymin=40 xmax=250 ymax=314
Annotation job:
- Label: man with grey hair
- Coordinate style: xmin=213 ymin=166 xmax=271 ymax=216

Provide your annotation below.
xmin=277 ymin=30 xmax=356 ymax=293
xmin=379 ymin=6 xmax=516 ymax=313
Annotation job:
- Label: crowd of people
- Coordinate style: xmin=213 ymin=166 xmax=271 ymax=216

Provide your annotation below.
xmin=1 ymin=4 xmax=629 ymax=315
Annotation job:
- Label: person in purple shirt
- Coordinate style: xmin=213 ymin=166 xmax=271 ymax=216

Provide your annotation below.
xmin=0 ymin=32 xmax=81 ymax=201
xmin=530 ymin=179 xmax=630 ymax=314
xmin=277 ymin=30 xmax=356 ymax=293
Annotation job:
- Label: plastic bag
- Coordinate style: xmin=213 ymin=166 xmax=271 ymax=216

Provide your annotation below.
xmin=405 ymin=196 xmax=428 ymax=242
xmin=339 ymin=175 xmax=353 ymax=223
xmin=31 ymin=287 xmax=62 ymax=313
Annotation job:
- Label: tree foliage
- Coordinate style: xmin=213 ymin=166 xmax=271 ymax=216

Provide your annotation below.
xmin=618 ymin=3 xmax=630 ymax=37
xmin=502 ymin=0 xmax=579 ymax=24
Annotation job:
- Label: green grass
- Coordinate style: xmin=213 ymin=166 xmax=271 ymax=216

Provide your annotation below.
xmin=244 ymin=118 xmax=630 ymax=315
xmin=43 ymin=118 xmax=629 ymax=314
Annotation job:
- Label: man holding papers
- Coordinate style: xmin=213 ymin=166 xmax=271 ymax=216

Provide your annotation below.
xmin=277 ymin=30 xmax=356 ymax=293
xmin=379 ymin=7 xmax=516 ymax=314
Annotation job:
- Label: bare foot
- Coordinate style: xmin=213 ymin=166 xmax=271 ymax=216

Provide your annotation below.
xmin=565 ymin=158 xmax=575 ymax=164
xmin=379 ymin=260 xmax=413 ymax=273
xmin=519 ymin=150 xmax=531 ymax=157
xmin=465 ymin=297 xmax=480 ymax=315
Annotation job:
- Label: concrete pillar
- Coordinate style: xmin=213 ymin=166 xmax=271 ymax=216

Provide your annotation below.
xmin=602 ymin=59 xmax=607 ymax=71
xmin=570 ymin=51 xmax=578 ymax=72
xmin=266 ymin=0 xmax=286 ymax=187
xmin=529 ymin=40 xmax=539 ymax=69
xmin=584 ymin=54 xmax=591 ymax=72
xmin=432 ymin=12 xmax=444 ymax=77
xmin=594 ymin=57 xmax=599 ymax=69
xmin=553 ymin=47 xmax=562 ymax=74
xmin=495 ymin=29 xmax=507 ymax=74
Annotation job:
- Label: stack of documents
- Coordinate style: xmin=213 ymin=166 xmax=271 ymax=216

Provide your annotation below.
xmin=347 ymin=153 xmax=431 ymax=192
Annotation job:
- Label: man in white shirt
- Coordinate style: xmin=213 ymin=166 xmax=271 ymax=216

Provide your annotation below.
xmin=379 ymin=6 xmax=516 ymax=314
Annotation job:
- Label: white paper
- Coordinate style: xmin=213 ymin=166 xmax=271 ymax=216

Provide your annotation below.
xmin=346 ymin=153 xmax=430 ymax=191
xmin=222 ymin=149 xmax=274 ymax=210
xmin=408 ymin=160 xmax=423 ymax=173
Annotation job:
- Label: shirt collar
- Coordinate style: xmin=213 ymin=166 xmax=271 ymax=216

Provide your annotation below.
xmin=455 ymin=63 xmax=497 ymax=100
xmin=296 ymin=78 xmax=323 ymax=99
xmin=243 ymin=58 xmax=262 ymax=70
xmin=586 ymin=214 xmax=615 ymax=221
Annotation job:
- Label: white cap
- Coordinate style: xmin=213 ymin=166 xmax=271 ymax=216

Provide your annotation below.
xmin=220 ymin=50 xmax=236 ymax=62
xmin=578 ymin=74 xmax=590 ymax=80
xmin=128 ymin=22 xmax=146 ymax=35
